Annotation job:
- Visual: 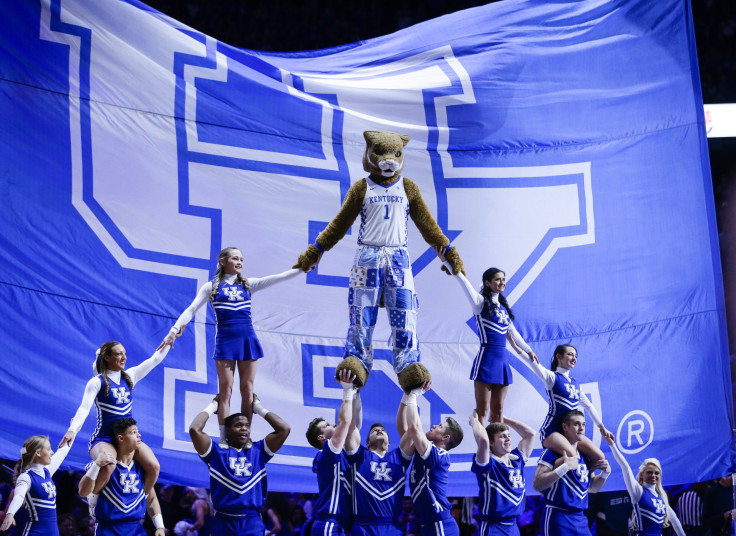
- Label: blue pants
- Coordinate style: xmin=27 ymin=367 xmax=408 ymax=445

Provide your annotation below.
xmin=352 ymin=522 xmax=403 ymax=536
xmin=345 ymin=245 xmax=420 ymax=373
xmin=95 ymin=520 xmax=146 ymax=536
xmin=212 ymin=512 xmax=264 ymax=536
xmin=542 ymin=507 xmax=591 ymax=536
xmin=420 ymin=518 xmax=460 ymax=536
xmin=478 ymin=520 xmax=520 ymax=536
xmin=311 ymin=519 xmax=347 ymax=536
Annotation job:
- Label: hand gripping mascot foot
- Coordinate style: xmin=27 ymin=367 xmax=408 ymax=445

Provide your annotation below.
xmin=295 ymin=130 xmax=465 ymax=391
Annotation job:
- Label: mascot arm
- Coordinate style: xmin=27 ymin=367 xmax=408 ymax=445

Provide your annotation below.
xmin=293 ymin=180 xmax=366 ymax=271
xmin=404 ymin=178 xmax=465 ymax=275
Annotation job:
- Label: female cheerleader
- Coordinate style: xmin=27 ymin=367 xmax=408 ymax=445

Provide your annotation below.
xmin=524 ymin=344 xmax=613 ymax=461
xmin=604 ymin=436 xmax=686 ymax=536
xmin=58 ymin=341 xmax=170 ymax=503
xmin=160 ymin=246 xmax=302 ymax=442
xmin=0 ymin=435 xmax=86 ymax=535
xmin=435 ymin=246 xmax=538 ymax=424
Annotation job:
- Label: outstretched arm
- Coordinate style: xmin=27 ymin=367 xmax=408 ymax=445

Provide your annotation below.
xmin=580 ymin=393 xmax=614 ymax=442
xmin=503 ymin=415 xmax=536 ymax=460
xmin=330 ymin=370 xmax=357 ymax=452
xmin=315 ymin=181 xmax=366 ymax=251
xmin=400 ymin=382 xmax=432 ymax=457
xmin=126 ymin=345 xmax=171 ymax=384
xmin=405 ymin=179 xmax=449 ymax=247
xmin=345 ymin=390 xmax=362 ymax=453
xmin=667 ymin=505 xmax=687 ymax=536
xmin=249 ymin=268 xmax=303 ymax=293
xmin=59 ymin=376 xmax=102 ymax=448
xmin=589 ymin=458 xmax=611 ymax=493
xmin=160 ymin=281 xmax=212 ymax=348
xmin=435 ymin=248 xmax=484 ymax=313
xmin=0 ymin=476 xmax=30 ymax=531
xmin=533 ymin=453 xmax=579 ymax=492
xmin=470 ymin=410 xmax=490 ymax=465
xmin=507 ymin=324 xmax=538 ymax=363
xmin=604 ymin=437 xmax=642 ymax=501
xmin=253 ymin=395 xmax=291 ymax=454
xmin=189 ymin=397 xmax=218 ymax=456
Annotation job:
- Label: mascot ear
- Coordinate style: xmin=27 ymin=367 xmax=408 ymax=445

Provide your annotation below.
xmin=400 ymin=134 xmax=410 ymax=146
xmin=364 ymin=130 xmax=378 ymax=144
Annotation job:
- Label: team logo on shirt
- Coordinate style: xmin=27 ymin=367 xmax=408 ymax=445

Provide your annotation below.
xmin=120 ymin=473 xmax=140 ymax=493
xmin=495 ymin=307 xmax=510 ymax=325
xmin=576 ymin=463 xmax=589 ymax=483
xmin=565 ymin=383 xmax=580 ymax=400
xmin=111 ymin=387 xmax=131 ymax=404
xmin=508 ymin=468 xmax=523 ymax=489
xmin=652 ymin=498 xmax=666 ymax=514
xmin=41 ymin=482 xmax=57 ymax=498
xmin=229 ymin=457 xmax=252 ymax=477
xmin=370 ymin=461 xmax=393 ymax=481
xmin=223 ymin=287 xmax=244 ymax=301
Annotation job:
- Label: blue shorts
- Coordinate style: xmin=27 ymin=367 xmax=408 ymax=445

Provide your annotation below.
xmin=213 ymin=324 xmax=263 ymax=361
xmin=420 ymin=518 xmax=460 ymax=536
xmin=95 ymin=520 xmax=146 ymax=536
xmin=542 ymin=507 xmax=590 ymax=536
xmin=470 ymin=345 xmax=513 ymax=385
xmin=213 ymin=512 xmax=264 ymax=536
xmin=352 ymin=521 xmax=403 ymax=536
xmin=311 ymin=519 xmax=347 ymax=536
xmin=478 ymin=520 xmax=520 ymax=536
xmin=539 ymin=414 xmax=566 ymax=441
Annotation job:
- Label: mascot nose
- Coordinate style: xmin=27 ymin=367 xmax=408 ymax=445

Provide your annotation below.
xmin=379 ymin=159 xmax=399 ymax=171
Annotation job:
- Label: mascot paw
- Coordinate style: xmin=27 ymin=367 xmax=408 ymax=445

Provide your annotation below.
xmin=444 ymin=247 xmax=466 ymax=276
xmin=294 ymin=244 xmax=321 ymax=272
xmin=398 ymin=363 xmax=432 ymax=393
xmin=335 ymin=356 xmax=369 ymax=387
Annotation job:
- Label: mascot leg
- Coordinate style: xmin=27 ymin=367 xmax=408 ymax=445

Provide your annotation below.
xmin=337 ymin=246 xmax=382 ymax=387
xmin=384 ymin=248 xmax=432 ymax=392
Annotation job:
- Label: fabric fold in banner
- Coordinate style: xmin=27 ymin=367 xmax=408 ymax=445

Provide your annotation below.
xmin=0 ymin=0 xmax=732 ymax=495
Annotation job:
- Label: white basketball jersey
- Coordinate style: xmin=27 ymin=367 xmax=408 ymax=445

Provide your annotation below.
xmin=357 ymin=177 xmax=410 ymax=247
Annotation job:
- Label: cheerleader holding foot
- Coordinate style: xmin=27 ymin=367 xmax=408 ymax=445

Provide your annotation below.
xmin=524 ymin=344 xmax=613 ymax=463
xmin=604 ymin=436 xmax=686 ymax=536
xmin=435 ymin=246 xmax=538 ymax=424
xmin=0 ymin=434 xmax=80 ymax=535
xmin=160 ymin=246 xmax=303 ymax=444
xmin=58 ymin=341 xmax=171 ymax=513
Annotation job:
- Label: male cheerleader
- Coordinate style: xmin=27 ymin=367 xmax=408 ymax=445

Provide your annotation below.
xmin=345 ymin=389 xmax=411 ymax=536
xmin=305 ymin=370 xmax=359 ymax=536
xmin=189 ymin=394 xmax=290 ymax=536
xmin=470 ymin=411 xmax=536 ymax=536
xmin=399 ymin=381 xmax=464 ymax=536
xmin=78 ymin=418 xmax=165 ymax=535
xmin=533 ymin=410 xmax=611 ymax=536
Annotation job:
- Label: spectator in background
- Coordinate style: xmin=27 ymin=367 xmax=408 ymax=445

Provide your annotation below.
xmin=704 ymin=476 xmax=736 ymax=536
xmin=675 ymin=483 xmax=707 ymax=536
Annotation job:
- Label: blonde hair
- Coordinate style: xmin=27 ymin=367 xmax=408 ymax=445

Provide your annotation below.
xmin=633 ymin=458 xmax=670 ymax=528
xmin=13 ymin=435 xmax=48 ymax=483
xmin=94 ymin=341 xmax=134 ymax=397
xmin=210 ymin=247 xmax=249 ymax=300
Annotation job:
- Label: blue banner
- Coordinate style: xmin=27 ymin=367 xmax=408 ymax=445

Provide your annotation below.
xmin=0 ymin=0 xmax=732 ymax=496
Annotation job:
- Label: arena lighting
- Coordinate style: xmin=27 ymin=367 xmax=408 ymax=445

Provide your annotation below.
xmin=705 ymin=103 xmax=736 ymax=137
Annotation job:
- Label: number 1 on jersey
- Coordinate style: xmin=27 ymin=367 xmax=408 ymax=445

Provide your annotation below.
xmin=384 ymin=204 xmax=389 ymax=219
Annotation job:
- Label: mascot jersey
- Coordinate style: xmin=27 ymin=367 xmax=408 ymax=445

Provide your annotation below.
xmin=472 ymin=448 xmax=527 ymax=523
xmin=349 ymin=445 xmax=410 ymax=526
xmin=346 ymin=176 xmax=420 ymax=374
xmin=357 ymin=176 xmax=409 ymax=247
xmin=201 ymin=439 xmax=272 ymax=515
xmin=538 ymin=449 xmax=590 ymax=512
xmin=94 ymin=461 xmax=146 ymax=524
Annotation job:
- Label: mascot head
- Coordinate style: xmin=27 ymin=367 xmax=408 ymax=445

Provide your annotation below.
xmin=362 ymin=130 xmax=410 ymax=181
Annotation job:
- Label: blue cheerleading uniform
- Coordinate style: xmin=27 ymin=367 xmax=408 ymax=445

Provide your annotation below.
xmin=312 ymin=439 xmax=352 ymax=536
xmin=538 ymin=373 xmax=582 ymax=441
xmin=18 ymin=467 xmax=59 ymax=536
xmin=94 ymin=461 xmax=147 ymax=536
xmin=89 ymin=374 xmax=134 ymax=450
xmin=211 ymin=280 xmax=263 ymax=361
xmin=538 ymin=448 xmax=592 ymax=536
xmin=407 ymin=444 xmax=459 ymax=536
xmin=471 ymin=301 xmax=513 ymax=385
xmin=472 ymin=448 xmax=527 ymax=536
xmin=348 ymin=445 xmax=410 ymax=536
xmin=609 ymin=443 xmax=686 ymax=536
xmin=200 ymin=439 xmax=273 ymax=536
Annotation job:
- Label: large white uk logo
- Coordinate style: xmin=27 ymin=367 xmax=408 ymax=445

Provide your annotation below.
xmin=40 ymin=0 xmax=597 ymax=466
